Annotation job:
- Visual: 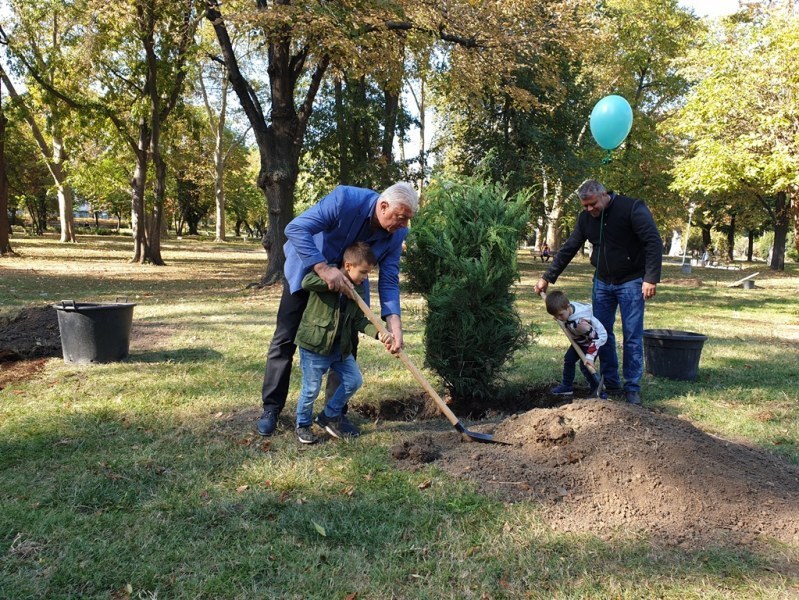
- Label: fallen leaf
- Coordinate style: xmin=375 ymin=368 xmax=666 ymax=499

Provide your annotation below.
xmin=418 ymin=480 xmax=431 ymax=490
xmin=313 ymin=521 xmax=327 ymax=537
xmin=236 ymin=485 xmax=249 ymax=493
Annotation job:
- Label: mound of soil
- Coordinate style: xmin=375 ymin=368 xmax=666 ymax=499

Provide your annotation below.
xmin=0 ymin=306 xmax=62 ymax=362
xmin=393 ymin=399 xmax=799 ymax=549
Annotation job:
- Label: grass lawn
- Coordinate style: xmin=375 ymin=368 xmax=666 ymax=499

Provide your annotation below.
xmin=1 ymin=234 xmax=798 ymax=599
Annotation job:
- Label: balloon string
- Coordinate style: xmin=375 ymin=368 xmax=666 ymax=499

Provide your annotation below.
xmin=601 ymin=150 xmax=613 ymax=165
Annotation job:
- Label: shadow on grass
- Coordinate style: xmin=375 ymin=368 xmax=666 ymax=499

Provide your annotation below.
xmin=128 ymin=347 xmax=224 ymax=363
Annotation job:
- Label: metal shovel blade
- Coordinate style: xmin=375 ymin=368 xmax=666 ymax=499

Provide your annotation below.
xmin=588 ymin=374 xmax=605 ymax=399
xmin=455 ymin=422 xmax=511 ymax=445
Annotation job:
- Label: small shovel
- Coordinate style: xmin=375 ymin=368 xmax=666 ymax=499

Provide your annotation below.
xmin=539 ymin=291 xmax=605 ymax=399
xmin=351 ymin=292 xmax=509 ymax=444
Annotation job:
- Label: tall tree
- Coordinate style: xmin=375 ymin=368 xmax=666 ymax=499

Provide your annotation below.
xmin=206 ymin=0 xmax=574 ymax=285
xmin=0 ymin=1 xmax=84 ymax=243
xmin=16 ymin=0 xmax=200 ymax=264
xmin=0 ymin=75 xmax=12 ymax=256
xmin=667 ymin=5 xmax=799 ymax=270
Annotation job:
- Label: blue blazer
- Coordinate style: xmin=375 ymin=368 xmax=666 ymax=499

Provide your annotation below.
xmin=283 ymin=186 xmax=408 ymax=318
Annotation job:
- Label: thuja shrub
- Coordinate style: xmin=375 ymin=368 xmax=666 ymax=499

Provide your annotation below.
xmin=404 ymin=178 xmax=532 ymax=407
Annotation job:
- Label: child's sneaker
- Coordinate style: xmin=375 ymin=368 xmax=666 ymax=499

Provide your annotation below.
xmin=295 ymin=426 xmax=317 ymax=444
xmin=315 ymin=412 xmax=360 ymax=439
xmin=337 ymin=414 xmax=361 ymax=438
xmin=549 ymin=383 xmax=574 ymax=396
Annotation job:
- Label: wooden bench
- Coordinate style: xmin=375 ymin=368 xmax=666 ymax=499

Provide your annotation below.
xmin=530 ymin=248 xmax=551 ymax=262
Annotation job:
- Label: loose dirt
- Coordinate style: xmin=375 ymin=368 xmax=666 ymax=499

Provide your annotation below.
xmin=4 ymin=306 xmax=799 ymax=552
xmin=392 ymin=399 xmax=799 ymax=550
xmin=0 ymin=305 xmax=62 ymax=362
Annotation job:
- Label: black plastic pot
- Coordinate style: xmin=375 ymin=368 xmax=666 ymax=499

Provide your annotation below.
xmin=54 ymin=300 xmax=136 ymax=364
xmin=643 ymin=329 xmax=707 ymax=381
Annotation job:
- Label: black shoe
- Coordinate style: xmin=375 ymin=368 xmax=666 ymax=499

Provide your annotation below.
xmin=315 ymin=412 xmax=360 ymax=439
xmin=295 ymin=426 xmax=317 ymax=444
xmin=257 ymin=409 xmax=278 ymax=436
xmin=549 ymin=383 xmax=574 ymax=396
xmin=604 ymin=385 xmax=624 ymax=397
xmin=337 ymin=414 xmax=361 ymax=437
xmin=625 ymin=391 xmax=642 ymax=406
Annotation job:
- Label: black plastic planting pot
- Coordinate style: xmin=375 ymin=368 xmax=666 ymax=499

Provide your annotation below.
xmin=643 ymin=329 xmax=708 ymax=382
xmin=54 ymin=300 xmax=136 ymax=364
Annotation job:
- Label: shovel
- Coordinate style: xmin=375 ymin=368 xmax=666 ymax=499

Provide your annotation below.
xmin=539 ymin=291 xmax=605 ymax=399
xmin=351 ymin=291 xmax=509 ymax=444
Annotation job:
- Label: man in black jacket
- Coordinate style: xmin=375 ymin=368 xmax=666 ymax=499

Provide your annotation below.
xmin=534 ymin=179 xmax=662 ymax=405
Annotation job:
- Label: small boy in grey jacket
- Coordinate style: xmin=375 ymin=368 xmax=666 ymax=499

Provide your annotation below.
xmin=545 ymin=290 xmax=608 ymax=397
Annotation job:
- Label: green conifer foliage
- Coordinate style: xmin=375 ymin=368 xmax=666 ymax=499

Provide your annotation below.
xmin=405 ymin=178 xmax=531 ymax=406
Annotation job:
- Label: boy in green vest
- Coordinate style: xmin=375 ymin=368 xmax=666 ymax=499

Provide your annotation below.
xmin=294 ymin=242 xmax=392 ymax=443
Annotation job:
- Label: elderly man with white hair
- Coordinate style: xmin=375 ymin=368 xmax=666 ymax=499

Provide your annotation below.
xmin=257 ymin=182 xmax=419 ymax=437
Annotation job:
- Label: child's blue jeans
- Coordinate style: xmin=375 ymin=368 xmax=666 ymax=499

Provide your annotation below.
xmin=296 ymin=343 xmax=363 ymax=427
xmin=562 ymin=345 xmax=596 ymax=388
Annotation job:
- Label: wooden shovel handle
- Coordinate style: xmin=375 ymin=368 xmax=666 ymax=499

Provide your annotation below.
xmin=350 ymin=292 xmax=461 ymax=428
xmin=539 ymin=291 xmax=597 ymax=375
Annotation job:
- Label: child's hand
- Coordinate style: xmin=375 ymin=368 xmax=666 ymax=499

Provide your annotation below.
xmin=378 ymin=331 xmax=394 ymax=350
xmin=584 ymin=358 xmax=595 ymax=369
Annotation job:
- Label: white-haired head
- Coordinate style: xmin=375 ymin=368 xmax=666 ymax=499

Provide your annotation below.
xmin=379 ymin=182 xmax=419 ymax=214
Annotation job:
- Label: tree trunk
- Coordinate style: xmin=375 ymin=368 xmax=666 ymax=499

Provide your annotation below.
xmin=335 ymin=79 xmax=350 ymax=184
xmin=791 ymin=190 xmax=799 ymax=254
xmin=0 ymin=71 xmax=77 ymax=243
xmin=213 ymin=90 xmax=227 ymax=242
xmin=200 ymin=64 xmax=229 ymax=242
xmin=259 ymin=136 xmax=299 ymax=286
xmin=407 ymin=77 xmax=426 ymax=190
xmin=726 ymin=213 xmax=735 ymax=261
xmin=540 ymin=167 xmax=565 ymax=250
xmin=770 ymin=191 xmax=788 ymax=271
xmin=747 ymin=230 xmax=754 ymax=262
xmin=0 ymin=86 xmax=12 ymax=256
xmin=52 ymin=133 xmax=76 ymax=243
xmin=131 ymin=122 xmax=150 ymax=263
xmin=207 ymin=3 xmax=329 ymax=285
xmin=381 ymin=85 xmax=399 ymax=177
xmin=701 ymin=224 xmax=712 ymax=251
xmin=147 ymin=147 xmax=166 ymax=265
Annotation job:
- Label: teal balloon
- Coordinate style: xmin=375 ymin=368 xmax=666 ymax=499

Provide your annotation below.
xmin=589 ymin=95 xmax=633 ymax=150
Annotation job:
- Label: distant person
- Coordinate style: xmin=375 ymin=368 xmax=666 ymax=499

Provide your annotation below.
xmin=541 ymin=242 xmax=551 ymax=262
xmin=534 ymin=179 xmax=662 ymax=406
xmin=293 ymin=242 xmax=393 ymax=443
xmin=257 ymin=183 xmax=418 ymax=437
xmin=545 ymin=289 xmax=607 ymax=398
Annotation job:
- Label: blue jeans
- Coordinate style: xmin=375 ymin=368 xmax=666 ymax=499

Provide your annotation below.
xmin=592 ymin=277 xmax=645 ymax=393
xmin=296 ymin=344 xmax=363 ymax=427
xmin=562 ymin=345 xmax=596 ymax=388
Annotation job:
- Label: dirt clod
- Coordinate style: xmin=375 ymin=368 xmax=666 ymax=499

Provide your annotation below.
xmin=391 ymin=434 xmax=440 ymax=463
